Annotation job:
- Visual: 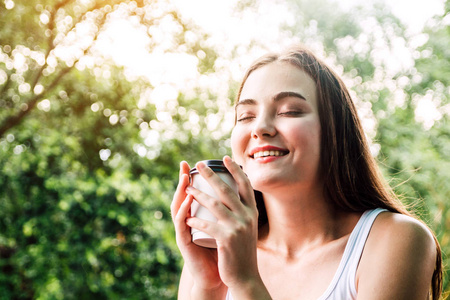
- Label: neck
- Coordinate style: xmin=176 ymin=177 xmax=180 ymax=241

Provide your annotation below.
xmin=257 ymin=185 xmax=352 ymax=259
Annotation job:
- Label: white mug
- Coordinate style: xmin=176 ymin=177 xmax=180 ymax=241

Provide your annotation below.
xmin=190 ymin=160 xmax=239 ymax=248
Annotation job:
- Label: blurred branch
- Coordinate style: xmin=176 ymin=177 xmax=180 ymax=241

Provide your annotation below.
xmin=0 ymin=7 xmax=108 ymax=139
xmin=0 ymin=0 xmax=196 ymax=138
xmin=55 ymin=0 xmax=75 ymax=10
xmin=30 ymin=0 xmax=94 ymax=93
xmin=0 ymin=68 xmax=71 ymax=138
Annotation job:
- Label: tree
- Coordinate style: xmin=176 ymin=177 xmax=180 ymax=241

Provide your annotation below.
xmin=0 ymin=0 xmax=225 ymax=298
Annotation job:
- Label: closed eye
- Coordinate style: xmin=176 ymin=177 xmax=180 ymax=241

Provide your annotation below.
xmin=236 ymin=115 xmax=255 ymax=122
xmin=278 ymin=111 xmax=304 ymax=116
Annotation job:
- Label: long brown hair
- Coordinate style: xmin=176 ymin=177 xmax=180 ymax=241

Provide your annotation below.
xmin=236 ymin=45 xmax=442 ymax=299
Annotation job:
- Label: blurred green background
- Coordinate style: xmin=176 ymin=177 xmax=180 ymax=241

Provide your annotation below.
xmin=0 ymin=0 xmax=449 ymax=299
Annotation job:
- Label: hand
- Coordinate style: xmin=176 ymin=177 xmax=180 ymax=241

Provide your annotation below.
xmin=185 ymin=156 xmax=261 ymax=289
xmin=170 ymin=161 xmax=224 ymax=292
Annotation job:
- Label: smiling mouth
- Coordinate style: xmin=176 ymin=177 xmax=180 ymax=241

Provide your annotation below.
xmin=252 ymin=150 xmax=288 ymax=159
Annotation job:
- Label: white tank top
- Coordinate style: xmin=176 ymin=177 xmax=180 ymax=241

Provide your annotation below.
xmin=226 ymin=208 xmax=387 ymax=300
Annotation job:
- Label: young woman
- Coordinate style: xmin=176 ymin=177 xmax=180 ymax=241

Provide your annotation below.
xmin=171 ymin=46 xmax=442 ymax=299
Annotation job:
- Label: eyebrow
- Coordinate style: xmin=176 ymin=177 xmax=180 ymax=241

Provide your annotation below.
xmin=235 ymin=91 xmax=306 ymax=109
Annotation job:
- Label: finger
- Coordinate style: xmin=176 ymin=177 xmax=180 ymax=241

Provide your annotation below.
xmin=179 ymin=161 xmax=190 ymax=178
xmin=194 ymin=161 xmax=241 ymax=211
xmin=186 ymin=216 xmax=222 ymax=240
xmin=223 ymin=155 xmax=256 ymax=208
xmin=186 ymin=185 xmax=233 ymax=220
xmin=174 ymin=194 xmax=194 ymax=245
xmin=175 ymin=194 xmax=194 ymax=224
xmin=172 ymin=173 xmax=189 ymax=208
xmin=171 ymin=163 xmax=191 ymax=220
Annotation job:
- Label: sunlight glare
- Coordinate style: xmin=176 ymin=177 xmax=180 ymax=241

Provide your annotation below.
xmin=97 ymin=18 xmax=198 ymax=88
xmin=414 ymin=93 xmax=442 ymax=130
xmin=5 ymin=0 xmax=14 ymax=10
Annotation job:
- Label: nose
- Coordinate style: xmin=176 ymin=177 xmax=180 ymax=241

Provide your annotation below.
xmin=252 ymin=114 xmax=276 ymax=139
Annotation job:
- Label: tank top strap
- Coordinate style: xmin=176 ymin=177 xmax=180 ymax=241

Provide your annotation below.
xmin=319 ymin=208 xmax=388 ymax=299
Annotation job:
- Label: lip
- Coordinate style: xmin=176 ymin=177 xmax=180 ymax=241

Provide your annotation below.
xmin=249 ymin=145 xmax=289 ymax=157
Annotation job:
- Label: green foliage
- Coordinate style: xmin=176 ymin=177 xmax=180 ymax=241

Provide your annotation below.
xmin=0 ymin=64 xmax=182 ymax=298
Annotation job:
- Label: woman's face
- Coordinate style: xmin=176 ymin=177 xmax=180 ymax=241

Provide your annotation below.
xmin=231 ymin=61 xmax=321 ymax=192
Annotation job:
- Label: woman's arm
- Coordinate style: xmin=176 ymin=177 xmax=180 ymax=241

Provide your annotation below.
xmin=356 ymin=212 xmax=437 ymax=299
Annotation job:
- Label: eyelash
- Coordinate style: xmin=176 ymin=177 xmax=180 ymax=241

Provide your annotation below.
xmin=237 ymin=111 xmax=304 ymax=122
xmin=278 ymin=110 xmax=303 ymax=116
xmin=236 ymin=116 xmax=255 ymax=122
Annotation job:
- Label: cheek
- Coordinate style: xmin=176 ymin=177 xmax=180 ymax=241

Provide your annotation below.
xmin=304 ymin=122 xmax=321 ymax=159
xmin=308 ymin=120 xmax=321 ymax=149
xmin=289 ymin=119 xmax=321 ymax=153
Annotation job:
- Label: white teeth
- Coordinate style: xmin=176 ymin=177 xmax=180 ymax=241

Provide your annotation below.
xmin=253 ymin=150 xmax=286 ymax=158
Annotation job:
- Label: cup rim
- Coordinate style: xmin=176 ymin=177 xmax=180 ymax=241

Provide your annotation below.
xmin=189 ymin=159 xmax=229 ymax=174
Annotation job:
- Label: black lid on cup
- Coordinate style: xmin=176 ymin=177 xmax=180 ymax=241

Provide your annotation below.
xmin=189 ymin=159 xmax=229 ymax=174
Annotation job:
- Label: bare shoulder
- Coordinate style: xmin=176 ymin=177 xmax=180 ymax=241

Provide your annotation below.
xmin=356 ymin=211 xmax=437 ymax=299
xmin=370 ymin=211 xmax=436 ymax=247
